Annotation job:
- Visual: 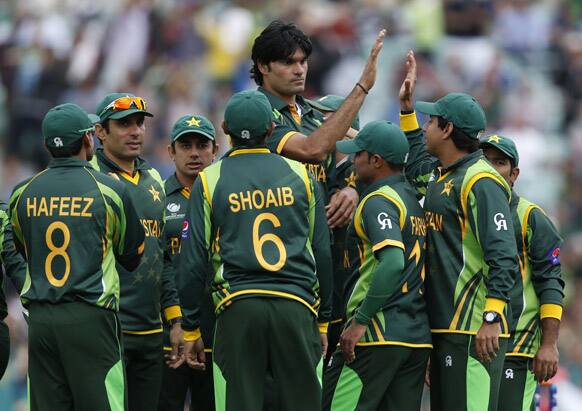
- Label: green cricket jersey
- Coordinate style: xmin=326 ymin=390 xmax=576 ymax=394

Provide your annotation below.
xmin=91 ymin=149 xmax=180 ymax=333
xmin=8 ymin=157 xmax=144 ymax=310
xmin=258 ymin=87 xmax=337 ymax=202
xmin=178 ymin=147 xmax=333 ymax=336
xmin=163 ymin=174 xmax=215 ymax=348
xmin=344 ymin=175 xmax=432 ymax=347
xmin=1 ymin=202 xmax=27 ymax=306
xmin=507 ymin=193 xmax=564 ymax=357
xmin=403 ymin=120 xmax=518 ymax=336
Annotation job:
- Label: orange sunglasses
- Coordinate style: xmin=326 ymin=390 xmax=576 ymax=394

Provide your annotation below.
xmin=99 ymin=96 xmax=147 ymax=117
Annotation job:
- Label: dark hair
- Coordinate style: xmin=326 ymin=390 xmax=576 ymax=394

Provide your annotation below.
xmin=365 ymin=152 xmax=404 ymax=172
xmin=250 ymin=20 xmax=312 ymax=86
xmin=437 ymin=117 xmax=479 ymax=153
xmin=47 ymin=137 xmax=84 ymax=158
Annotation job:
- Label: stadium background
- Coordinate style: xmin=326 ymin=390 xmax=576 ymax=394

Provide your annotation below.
xmin=0 ymin=0 xmax=581 ymax=409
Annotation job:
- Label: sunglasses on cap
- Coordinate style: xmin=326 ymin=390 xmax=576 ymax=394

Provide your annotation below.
xmin=99 ymin=97 xmax=148 ymax=117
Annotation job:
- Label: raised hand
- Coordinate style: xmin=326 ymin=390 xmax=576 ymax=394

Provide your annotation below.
xmin=399 ymin=50 xmax=417 ymax=112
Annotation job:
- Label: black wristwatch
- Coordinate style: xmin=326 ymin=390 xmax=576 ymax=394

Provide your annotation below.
xmin=483 ymin=311 xmax=501 ymax=324
xmin=169 ymin=317 xmax=183 ymax=327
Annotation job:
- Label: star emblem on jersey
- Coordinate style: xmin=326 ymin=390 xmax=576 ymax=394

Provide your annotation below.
xmin=186 ymin=117 xmax=201 ymax=127
xmin=149 ymin=185 xmax=161 ymax=202
xmin=441 ymin=180 xmax=454 ymax=196
xmin=487 ymin=135 xmax=502 ymax=143
xmin=344 ymin=171 xmax=357 ymax=188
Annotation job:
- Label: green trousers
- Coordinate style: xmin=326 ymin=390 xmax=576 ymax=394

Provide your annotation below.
xmin=158 ymin=352 xmax=214 ymax=411
xmin=323 ymin=345 xmax=430 ymax=411
xmin=430 ymin=333 xmax=508 ymax=411
xmin=123 ymin=332 xmax=163 ymax=411
xmin=28 ymin=301 xmax=125 ymax=411
xmin=498 ymin=356 xmax=536 ymax=411
xmin=212 ymin=297 xmax=323 ymax=411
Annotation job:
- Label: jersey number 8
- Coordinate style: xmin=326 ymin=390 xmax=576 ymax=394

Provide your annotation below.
xmin=44 ymin=221 xmax=71 ymax=287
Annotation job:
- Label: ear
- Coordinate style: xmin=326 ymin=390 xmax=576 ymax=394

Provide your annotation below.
xmin=258 ymin=62 xmax=271 ymax=76
xmin=266 ymin=122 xmax=275 ymax=138
xmin=95 ymin=123 xmax=106 ymax=143
xmin=442 ymin=121 xmax=454 ymax=139
xmin=221 ymin=121 xmax=229 ymax=135
xmin=212 ymin=143 xmax=219 ymax=158
xmin=510 ymin=166 xmax=520 ymax=186
xmin=167 ymin=144 xmax=175 ymax=161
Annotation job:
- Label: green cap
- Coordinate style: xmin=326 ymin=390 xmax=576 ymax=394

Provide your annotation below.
xmin=479 ymin=134 xmax=519 ymax=166
xmin=309 ymin=95 xmax=360 ymax=130
xmin=224 ymin=90 xmax=273 ymax=140
xmin=42 ymin=103 xmax=94 ymax=148
xmin=416 ymin=92 xmax=486 ymax=139
xmin=336 ymin=120 xmax=409 ymax=165
xmin=170 ymin=115 xmax=216 ymax=142
xmin=95 ymin=92 xmax=153 ymax=122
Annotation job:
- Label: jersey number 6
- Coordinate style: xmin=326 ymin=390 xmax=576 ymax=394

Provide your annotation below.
xmin=252 ymin=212 xmax=287 ymax=272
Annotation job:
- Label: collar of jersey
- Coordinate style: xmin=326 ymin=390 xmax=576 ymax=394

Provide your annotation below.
xmin=441 ymin=149 xmax=483 ymax=173
xmin=95 ymin=148 xmax=150 ymax=174
xmin=359 ymin=174 xmax=405 ymax=199
xmin=258 ymin=87 xmax=313 ymax=114
xmin=48 ymin=157 xmax=92 ymax=168
xmin=224 ymin=146 xmax=271 ymax=157
xmin=164 ymin=173 xmax=184 ymax=195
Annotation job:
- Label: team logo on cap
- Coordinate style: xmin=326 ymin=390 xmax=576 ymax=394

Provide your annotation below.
xmin=241 ymin=130 xmax=251 ymax=139
xmin=186 ymin=117 xmax=201 ymax=127
xmin=54 ymin=137 xmax=63 ymax=147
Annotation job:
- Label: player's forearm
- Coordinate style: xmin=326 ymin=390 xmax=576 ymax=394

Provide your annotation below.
xmin=355 ymin=247 xmax=404 ymax=325
xmin=540 ymin=317 xmax=560 ymax=348
xmin=304 ymin=84 xmax=367 ymax=160
xmin=400 ymin=116 xmax=435 ymax=196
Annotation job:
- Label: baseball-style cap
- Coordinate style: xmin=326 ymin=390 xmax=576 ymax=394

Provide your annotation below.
xmin=416 ymin=92 xmax=486 ymax=139
xmin=309 ymin=95 xmax=360 ymax=130
xmin=224 ymin=90 xmax=273 ymax=140
xmin=170 ymin=115 xmax=216 ymax=143
xmin=479 ymin=134 xmax=519 ymax=166
xmin=336 ymin=120 xmax=409 ymax=165
xmin=42 ymin=103 xmax=94 ymax=148
xmin=95 ymin=92 xmax=153 ymax=122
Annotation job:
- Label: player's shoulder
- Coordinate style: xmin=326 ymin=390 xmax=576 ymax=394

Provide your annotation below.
xmin=85 ymin=167 xmax=129 ymax=197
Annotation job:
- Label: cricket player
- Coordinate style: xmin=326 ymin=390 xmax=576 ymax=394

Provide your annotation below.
xmin=252 ymin=21 xmax=386 ymax=231
xmin=158 ymin=114 xmax=218 ymax=411
xmin=9 ymin=103 xmax=145 ymax=410
xmin=399 ymin=51 xmax=519 ymax=411
xmin=322 ymin=121 xmax=432 ymax=411
xmin=479 ymin=135 xmax=565 ymax=411
xmin=176 ymin=90 xmax=333 ymax=411
xmin=308 ymin=94 xmax=361 ymax=364
xmin=92 ymin=93 xmax=181 ymax=411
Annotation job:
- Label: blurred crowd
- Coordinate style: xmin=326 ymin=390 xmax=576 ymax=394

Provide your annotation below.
xmin=0 ymin=0 xmax=581 ymax=409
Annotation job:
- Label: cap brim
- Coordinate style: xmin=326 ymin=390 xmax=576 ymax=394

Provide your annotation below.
xmin=415 ymin=101 xmax=441 ymax=116
xmin=172 ymin=130 xmax=215 ymax=142
xmin=479 ymin=141 xmax=515 ymax=161
xmin=108 ymin=109 xmax=154 ymax=120
xmin=336 ymin=139 xmax=363 ymax=154
xmin=88 ymin=114 xmax=101 ymax=125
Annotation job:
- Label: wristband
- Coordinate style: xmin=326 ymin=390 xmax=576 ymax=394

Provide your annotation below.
xmin=356 ymin=82 xmax=369 ymax=94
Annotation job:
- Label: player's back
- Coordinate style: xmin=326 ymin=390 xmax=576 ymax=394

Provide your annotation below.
xmin=10 ymin=159 xmax=127 ymax=309
xmin=200 ymin=147 xmax=319 ymax=313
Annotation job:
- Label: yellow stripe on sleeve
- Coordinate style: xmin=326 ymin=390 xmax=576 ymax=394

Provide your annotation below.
xmin=484 ymin=297 xmax=506 ymax=314
xmin=164 ymin=305 xmax=182 ymax=321
xmin=183 ymin=329 xmax=201 ymax=342
xmin=540 ymin=304 xmax=563 ymax=321
xmin=400 ymin=112 xmax=420 ymax=132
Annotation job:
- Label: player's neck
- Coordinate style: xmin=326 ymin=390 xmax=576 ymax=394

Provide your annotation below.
xmin=103 ymin=148 xmax=136 ymax=175
xmin=438 ymin=146 xmax=469 ymax=170
xmin=263 ymin=84 xmax=296 ymax=106
xmin=176 ymin=171 xmax=196 ymax=190
xmin=370 ymin=168 xmax=397 ymax=184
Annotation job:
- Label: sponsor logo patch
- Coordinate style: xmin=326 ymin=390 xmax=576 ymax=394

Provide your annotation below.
xmin=181 ymin=220 xmax=190 ymax=240
xmin=548 ymin=247 xmax=560 ymax=266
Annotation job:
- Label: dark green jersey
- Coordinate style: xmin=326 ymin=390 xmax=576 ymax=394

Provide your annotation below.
xmin=163 ymin=174 xmax=215 ymax=348
xmin=8 ymin=157 xmax=144 ymax=310
xmin=91 ymin=149 xmax=179 ymax=332
xmin=258 ymin=87 xmax=337 ymax=202
xmin=344 ymin=175 xmax=432 ymax=347
xmin=178 ymin=147 xmax=333 ymax=334
xmin=404 ymin=127 xmax=518 ymax=336
xmin=1 ymin=201 xmax=27 ymax=314
xmin=507 ymin=193 xmax=564 ymax=357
